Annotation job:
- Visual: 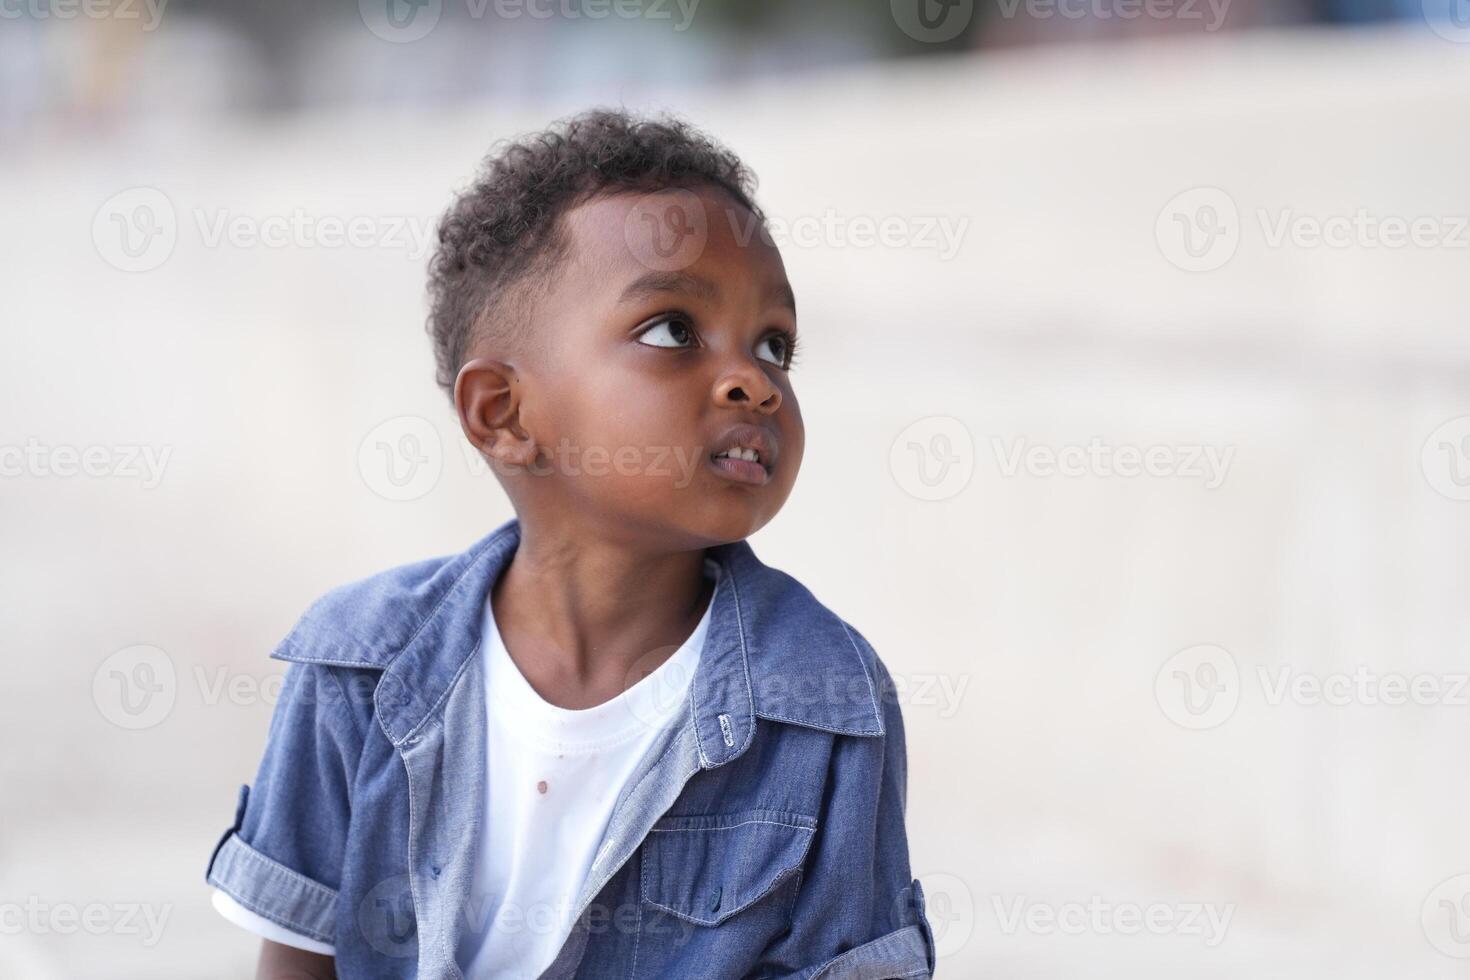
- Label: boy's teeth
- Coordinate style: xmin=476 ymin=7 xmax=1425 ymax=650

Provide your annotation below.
xmin=717 ymin=448 xmax=760 ymax=463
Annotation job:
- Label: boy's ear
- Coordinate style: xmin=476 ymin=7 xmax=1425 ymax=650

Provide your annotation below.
xmin=455 ymin=358 xmax=538 ymax=470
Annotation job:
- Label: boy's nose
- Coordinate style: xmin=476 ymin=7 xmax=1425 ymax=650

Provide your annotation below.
xmin=715 ymin=369 xmax=781 ymax=414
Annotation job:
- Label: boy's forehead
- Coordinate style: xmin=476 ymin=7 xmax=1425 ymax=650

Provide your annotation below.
xmin=559 ymin=186 xmax=784 ymax=288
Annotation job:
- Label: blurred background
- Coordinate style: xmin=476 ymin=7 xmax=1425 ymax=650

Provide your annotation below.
xmin=4 ymin=0 xmax=1470 ymax=977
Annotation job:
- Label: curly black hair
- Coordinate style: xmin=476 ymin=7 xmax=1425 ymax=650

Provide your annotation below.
xmin=425 ymin=108 xmax=762 ymax=395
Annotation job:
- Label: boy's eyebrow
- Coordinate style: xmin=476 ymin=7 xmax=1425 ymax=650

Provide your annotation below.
xmin=768 ymin=282 xmax=797 ymax=316
xmin=620 ymin=271 xmax=720 ymax=305
xmin=620 ymin=271 xmax=798 ymax=315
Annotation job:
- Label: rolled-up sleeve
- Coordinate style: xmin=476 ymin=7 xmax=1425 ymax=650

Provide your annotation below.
xmin=210 ymin=887 xmax=336 ymax=956
xmin=204 ymin=660 xmax=364 ymax=947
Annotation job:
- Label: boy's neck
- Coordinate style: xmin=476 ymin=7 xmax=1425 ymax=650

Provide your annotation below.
xmin=489 ymin=520 xmax=716 ymax=710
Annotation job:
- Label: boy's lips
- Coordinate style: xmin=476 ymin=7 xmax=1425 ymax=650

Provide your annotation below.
xmin=707 ymin=423 xmax=779 ymax=486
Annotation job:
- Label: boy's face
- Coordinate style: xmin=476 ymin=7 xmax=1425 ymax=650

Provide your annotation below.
xmin=482 ymin=185 xmax=804 ymax=549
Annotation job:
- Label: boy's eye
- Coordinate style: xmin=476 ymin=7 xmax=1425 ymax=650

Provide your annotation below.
xmin=754 ymin=333 xmax=791 ymax=368
xmin=637 ymin=315 xmax=697 ymax=349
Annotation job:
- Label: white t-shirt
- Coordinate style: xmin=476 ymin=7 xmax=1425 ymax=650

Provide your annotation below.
xmin=458 ymin=558 xmax=717 ymax=977
xmin=213 ymin=559 xmax=718 ymax=979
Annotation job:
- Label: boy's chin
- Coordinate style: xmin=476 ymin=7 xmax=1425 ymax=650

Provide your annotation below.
xmin=634 ymin=500 xmax=782 ymax=550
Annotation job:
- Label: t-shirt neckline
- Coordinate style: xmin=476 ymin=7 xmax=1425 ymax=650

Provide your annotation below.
xmin=484 ymin=557 xmax=721 ymax=753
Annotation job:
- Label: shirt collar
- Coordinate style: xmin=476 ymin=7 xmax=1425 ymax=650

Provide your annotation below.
xmin=273 ymin=517 xmax=885 ymax=760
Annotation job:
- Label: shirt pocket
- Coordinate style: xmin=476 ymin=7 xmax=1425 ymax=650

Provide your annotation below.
xmin=640 ymin=809 xmax=817 ymax=927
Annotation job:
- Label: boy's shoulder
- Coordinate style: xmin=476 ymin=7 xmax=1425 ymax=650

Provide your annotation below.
xmin=271 ymin=528 xmax=509 ymax=671
xmin=266 ymin=520 xmax=897 ymax=740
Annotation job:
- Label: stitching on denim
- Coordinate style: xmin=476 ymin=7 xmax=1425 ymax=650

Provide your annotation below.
xmin=648 ymin=818 xmax=815 ymax=834
xmin=689 ymin=566 xmax=732 ymax=769
xmin=639 ymin=811 xmax=817 ymax=928
xmin=372 ymin=529 xmax=511 ymax=744
xmin=649 ymin=807 xmax=816 ymax=829
xmin=808 ymin=924 xmax=930 ymax=978
xmin=726 ymin=557 xmax=756 ymax=760
xmin=754 ymin=709 xmax=883 ymax=737
xmin=691 ymin=548 xmax=754 ymax=769
xmin=651 ymin=807 xmax=817 ymax=829
xmin=225 ymin=835 xmax=339 ymax=905
xmin=390 ymin=531 xmax=514 ymax=745
xmin=837 ymin=619 xmax=883 ymax=737
xmin=364 ymin=531 xmax=514 ymax=746
xmin=575 ymin=728 xmax=700 ymax=918
xmin=689 ymin=675 xmax=711 ymax=769
xmin=212 ymin=881 xmax=336 ymax=946
xmin=642 ymin=864 xmax=805 ymax=928
xmin=782 ymin=866 xmax=803 ymax=922
xmin=613 ymin=726 xmax=697 ymax=830
xmin=210 ymin=837 xmax=337 ymax=943
xmin=633 ymin=849 xmax=648 ymax=976
xmin=397 ymin=632 xmax=480 ymax=746
xmin=272 ymin=649 xmax=389 ymax=669
xmin=399 ymin=740 xmax=427 ymax=973
xmin=277 ymin=525 xmax=511 ymax=670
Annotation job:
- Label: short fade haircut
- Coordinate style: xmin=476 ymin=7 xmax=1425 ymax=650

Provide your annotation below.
xmin=425 ymin=108 xmax=762 ymax=395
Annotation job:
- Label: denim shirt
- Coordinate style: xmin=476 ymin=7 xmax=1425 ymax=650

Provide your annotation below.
xmin=205 ymin=517 xmax=936 ymax=979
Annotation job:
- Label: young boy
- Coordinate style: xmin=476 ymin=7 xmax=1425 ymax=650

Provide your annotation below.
xmin=204 ymin=109 xmax=935 ymax=980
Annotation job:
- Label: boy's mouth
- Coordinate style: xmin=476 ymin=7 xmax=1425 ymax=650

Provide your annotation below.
xmin=708 ymin=423 xmax=778 ymax=486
